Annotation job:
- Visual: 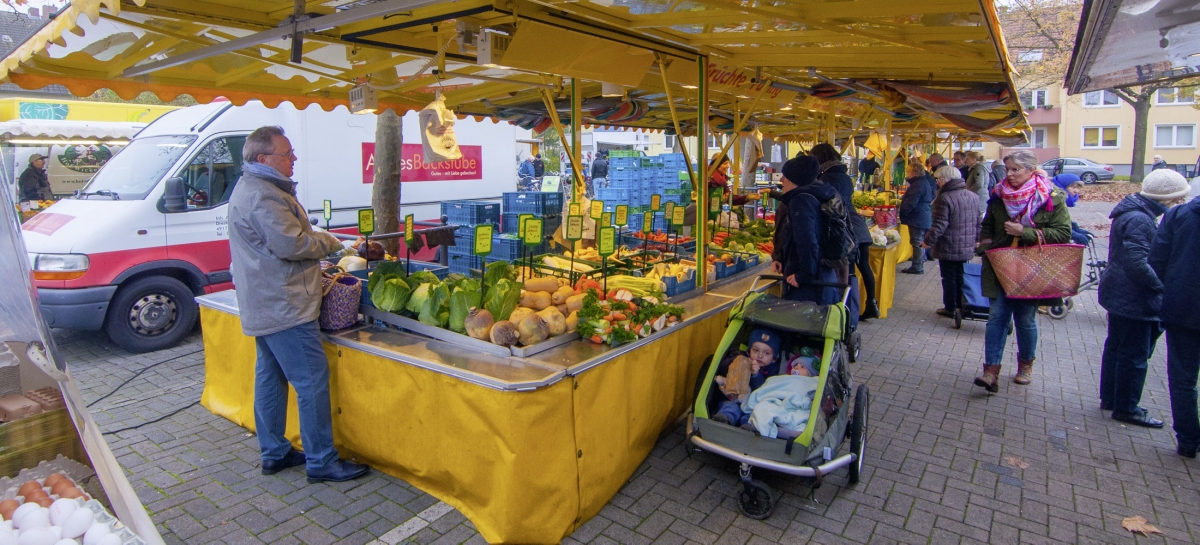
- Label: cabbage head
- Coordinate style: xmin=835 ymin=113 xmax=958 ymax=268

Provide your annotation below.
xmin=371 ymin=277 xmax=411 ymax=313
xmin=484 ymin=279 xmax=521 ymax=321
xmin=406 ymin=283 xmax=432 ymax=315
xmin=448 ymin=278 xmax=482 ymax=333
xmin=418 ymin=282 xmax=451 ymax=327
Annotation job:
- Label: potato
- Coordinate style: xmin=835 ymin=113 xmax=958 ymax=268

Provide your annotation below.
xmin=521 ymin=291 xmax=552 ymax=310
xmin=565 ymin=310 xmax=579 ymax=332
xmin=566 ymin=293 xmax=586 ymax=313
xmin=537 ymin=307 xmax=566 ymax=336
xmin=509 ymin=307 xmax=536 ymax=324
xmin=551 ymin=285 xmax=575 ymax=305
xmin=524 ymin=277 xmax=560 ymax=293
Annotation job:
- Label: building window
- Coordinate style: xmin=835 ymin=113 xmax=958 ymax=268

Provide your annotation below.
xmin=664 ymin=135 xmax=676 ymax=149
xmin=707 ymin=135 xmax=723 ymax=149
xmin=1015 ymin=128 xmax=1047 ymax=148
xmin=1156 ymin=87 xmax=1196 ymax=105
xmin=1083 ymin=90 xmax=1120 ymax=107
xmin=1155 ymin=124 xmax=1196 ymax=148
xmin=957 ymin=141 xmax=985 ymax=150
xmin=1019 ymin=89 xmax=1049 ymax=109
xmin=1082 ymin=126 xmax=1120 ymax=148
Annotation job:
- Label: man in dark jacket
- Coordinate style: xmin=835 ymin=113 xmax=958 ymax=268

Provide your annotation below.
xmin=812 ymin=144 xmax=877 ymax=318
xmin=18 ymin=153 xmax=52 ymax=201
xmin=1099 ymin=185 xmax=1180 ymax=428
xmin=532 ymin=153 xmax=545 ymax=178
xmin=591 ymin=152 xmax=608 ymax=188
xmin=899 ymin=159 xmax=935 ymax=274
xmin=858 ymin=153 xmax=880 ymax=183
xmin=778 ymin=155 xmax=841 ymax=305
xmin=1147 ymin=170 xmax=1200 ymax=457
xmin=923 ymin=165 xmax=980 ymax=317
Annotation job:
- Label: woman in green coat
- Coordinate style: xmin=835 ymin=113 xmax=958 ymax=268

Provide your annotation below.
xmin=974 ymin=150 xmax=1073 ymax=392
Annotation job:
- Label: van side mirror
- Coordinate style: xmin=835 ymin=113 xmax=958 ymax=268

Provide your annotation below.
xmin=164 ymin=176 xmax=186 ymax=212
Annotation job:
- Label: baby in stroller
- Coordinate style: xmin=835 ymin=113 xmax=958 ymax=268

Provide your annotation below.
xmin=711 ymin=328 xmax=783 ymax=428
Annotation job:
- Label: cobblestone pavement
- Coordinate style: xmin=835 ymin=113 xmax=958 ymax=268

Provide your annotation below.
xmin=57 ymin=199 xmax=1197 ymax=544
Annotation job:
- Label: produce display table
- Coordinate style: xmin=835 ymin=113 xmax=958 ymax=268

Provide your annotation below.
xmin=859 ymin=241 xmax=899 ymax=319
xmin=195 ymin=267 xmax=770 ymax=544
xmin=897 ymin=224 xmax=913 ymax=264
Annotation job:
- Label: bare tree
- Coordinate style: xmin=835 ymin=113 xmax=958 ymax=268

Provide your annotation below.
xmin=999 ymin=0 xmax=1082 ymax=93
xmin=371 ymin=109 xmax=401 ymax=255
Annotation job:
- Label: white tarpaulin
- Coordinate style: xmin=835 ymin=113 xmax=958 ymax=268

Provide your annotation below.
xmin=0 ymin=119 xmax=144 ymax=140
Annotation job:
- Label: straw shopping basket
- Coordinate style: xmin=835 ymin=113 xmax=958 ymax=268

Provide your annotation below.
xmin=985 ymin=236 xmax=1084 ymax=300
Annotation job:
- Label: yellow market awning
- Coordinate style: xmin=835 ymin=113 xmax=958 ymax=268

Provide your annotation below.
xmin=1 ymin=0 xmax=1028 ymax=142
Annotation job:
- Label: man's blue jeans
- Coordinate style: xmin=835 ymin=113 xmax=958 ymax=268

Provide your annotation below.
xmin=984 ymin=290 xmax=1038 ymax=366
xmin=1167 ymin=327 xmax=1200 ymax=451
xmin=255 ymin=320 xmax=337 ymax=472
xmin=1099 ymin=314 xmax=1162 ymax=415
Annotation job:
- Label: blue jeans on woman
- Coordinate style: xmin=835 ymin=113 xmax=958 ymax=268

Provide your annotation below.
xmin=254 ymin=320 xmax=338 ymax=472
xmin=984 ymin=290 xmax=1038 ymax=366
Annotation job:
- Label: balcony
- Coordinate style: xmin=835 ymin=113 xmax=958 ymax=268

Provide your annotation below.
xmin=1024 ymin=107 xmax=1061 ymax=125
xmin=1000 ymin=147 xmax=1060 ymax=163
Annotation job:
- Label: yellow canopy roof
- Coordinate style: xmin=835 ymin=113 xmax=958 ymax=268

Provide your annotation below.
xmin=1 ymin=0 xmax=1027 ymax=141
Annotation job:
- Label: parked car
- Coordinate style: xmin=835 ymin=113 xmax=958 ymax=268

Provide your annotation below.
xmin=1041 ymin=157 xmax=1115 ymax=183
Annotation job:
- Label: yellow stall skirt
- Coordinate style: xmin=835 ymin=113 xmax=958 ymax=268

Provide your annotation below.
xmin=859 ymin=243 xmax=899 ymax=319
xmin=199 ymin=306 xmax=729 ymax=544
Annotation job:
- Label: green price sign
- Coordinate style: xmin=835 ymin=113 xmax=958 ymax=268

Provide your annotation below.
xmin=523 ymin=217 xmax=544 ymax=246
xmin=650 ymin=194 xmax=662 ymax=212
xmin=664 ymin=201 xmax=675 ymax=220
xmin=601 ymin=212 xmax=612 ymax=227
xmin=642 ymin=211 xmax=652 ymax=234
xmin=597 ymin=226 xmax=616 ymax=257
xmin=615 ymin=205 xmax=628 ymax=227
xmin=473 ymin=224 xmax=493 ymax=257
xmin=322 ymin=200 xmax=332 ymax=221
xmin=590 ymin=200 xmax=604 ymax=219
xmin=518 ymin=213 xmax=533 ymax=235
xmin=710 ymin=195 xmax=721 ymax=212
xmin=569 ymin=202 xmax=581 ymax=216
xmin=565 ymin=215 xmax=583 ymax=241
xmin=672 ymin=205 xmax=685 ymax=226
xmin=404 ymin=214 xmax=415 ymax=245
xmin=358 ymin=209 xmax=375 ymax=236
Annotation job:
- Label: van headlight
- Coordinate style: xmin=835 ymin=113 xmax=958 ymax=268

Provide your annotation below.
xmin=29 ymin=253 xmax=89 ymax=280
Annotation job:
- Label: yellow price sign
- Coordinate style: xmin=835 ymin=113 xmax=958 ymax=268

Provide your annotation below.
xmin=404 ymin=214 xmax=415 ymax=245
xmin=473 ymin=224 xmax=493 ymax=256
xmin=523 ymin=217 xmax=544 ymax=246
xmin=597 ymin=226 xmax=616 ymax=257
xmin=569 ymin=202 xmax=581 ymax=216
xmin=642 ymin=211 xmax=653 ymax=234
xmin=590 ymin=200 xmax=604 ymax=219
xmin=518 ymin=213 xmax=533 ymax=235
xmin=358 ymin=209 xmax=375 ymax=236
xmin=615 ymin=205 xmax=628 ymax=226
xmin=672 ymin=205 xmax=685 ymax=226
xmin=566 ymin=215 xmax=583 ymax=241
xmin=601 ymin=212 xmax=612 ymax=227
xmin=664 ymin=201 xmax=675 ymax=220
xmin=710 ymin=195 xmax=721 ymax=212
xmin=650 ymin=194 xmax=662 ymax=211
xmin=322 ymin=200 xmax=332 ymax=221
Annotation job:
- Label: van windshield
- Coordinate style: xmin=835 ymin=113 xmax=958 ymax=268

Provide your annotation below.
xmin=79 ymin=135 xmax=197 ymax=200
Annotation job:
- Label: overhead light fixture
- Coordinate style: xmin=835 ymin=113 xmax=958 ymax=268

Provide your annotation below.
xmin=780 ymin=106 xmax=792 ymax=111
xmin=601 ymin=82 xmax=625 ymax=97
xmin=7 ymin=138 xmax=129 ymax=145
xmin=349 ymin=83 xmax=378 ymax=114
xmin=681 ymin=84 xmax=698 ymax=89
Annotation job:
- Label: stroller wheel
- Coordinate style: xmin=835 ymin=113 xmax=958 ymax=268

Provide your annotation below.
xmin=954 ymin=308 xmax=963 ymax=330
xmin=737 ymin=479 xmax=775 ymax=520
xmin=1047 ymin=302 xmax=1069 ymax=320
xmin=848 ymin=331 xmax=862 ymax=363
xmin=849 ymin=384 xmax=869 ymax=484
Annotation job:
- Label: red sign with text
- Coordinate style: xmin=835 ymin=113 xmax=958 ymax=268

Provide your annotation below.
xmin=362 ymin=143 xmax=483 ymax=183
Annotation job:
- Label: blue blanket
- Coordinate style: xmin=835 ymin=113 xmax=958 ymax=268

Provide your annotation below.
xmin=744 ymin=375 xmax=819 ymax=438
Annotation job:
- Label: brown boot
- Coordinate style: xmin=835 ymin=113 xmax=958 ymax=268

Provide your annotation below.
xmin=974 ymin=365 xmax=1001 ymax=393
xmin=1014 ymin=358 xmax=1034 ymax=385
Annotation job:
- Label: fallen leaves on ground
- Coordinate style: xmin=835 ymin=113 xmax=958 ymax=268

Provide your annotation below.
xmin=1002 ymin=456 xmax=1030 ymax=469
xmin=1121 ymin=515 xmax=1164 ymax=536
xmin=1080 ymin=182 xmax=1141 ymax=203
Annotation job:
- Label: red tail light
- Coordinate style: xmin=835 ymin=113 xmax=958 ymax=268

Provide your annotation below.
xmin=1104 ymin=166 xmax=1113 ymax=171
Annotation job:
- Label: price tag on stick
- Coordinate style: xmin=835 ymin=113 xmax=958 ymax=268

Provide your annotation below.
xmin=641 ymin=211 xmax=652 ymax=234
xmin=473 ymin=224 xmax=493 ymax=257
xmin=404 ymin=214 xmax=415 ymax=246
xmin=598 ymin=227 xmax=616 ymax=257
xmin=615 ymin=205 xmax=628 ymax=227
xmin=672 ymin=205 xmax=686 ymax=226
xmin=523 ymin=218 xmax=544 ymax=247
xmin=358 ymin=209 xmax=375 ymax=237
xmin=650 ymin=194 xmax=661 ymax=212
xmin=601 ymin=212 xmax=612 ymax=227
xmin=664 ymin=201 xmax=675 ymax=222
xmin=322 ymin=200 xmax=332 ymax=229
xmin=569 ymin=202 xmax=581 ymax=216
xmin=565 ymin=215 xmax=583 ymax=241
xmin=590 ymin=200 xmax=604 ymax=219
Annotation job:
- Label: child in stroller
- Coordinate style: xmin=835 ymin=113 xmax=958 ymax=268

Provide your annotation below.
xmin=711 ymin=328 xmax=783 ymax=428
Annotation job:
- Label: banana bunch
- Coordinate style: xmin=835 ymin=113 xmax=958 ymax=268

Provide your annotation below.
xmin=645 ymin=262 xmax=691 ymax=282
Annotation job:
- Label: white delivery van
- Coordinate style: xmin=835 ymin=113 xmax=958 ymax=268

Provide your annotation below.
xmin=22 ymin=100 xmax=522 ymax=353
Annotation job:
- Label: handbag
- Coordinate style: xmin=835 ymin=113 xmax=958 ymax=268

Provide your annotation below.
xmin=985 ymin=232 xmax=1084 ymax=299
xmin=319 ymin=268 xmax=362 ymax=330
xmin=872 ymin=206 xmax=897 ymax=229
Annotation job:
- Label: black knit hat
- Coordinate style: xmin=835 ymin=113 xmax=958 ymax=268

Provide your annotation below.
xmin=782 ymin=155 xmax=820 ymax=187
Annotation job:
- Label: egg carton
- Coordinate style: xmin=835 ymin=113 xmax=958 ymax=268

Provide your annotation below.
xmin=0 ymin=455 xmax=94 ymax=502
xmin=2 ymin=497 xmax=145 ymax=545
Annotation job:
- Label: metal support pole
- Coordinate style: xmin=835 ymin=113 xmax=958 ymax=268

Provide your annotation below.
xmin=655 ymin=55 xmax=699 ymax=185
xmin=697 ymin=55 xmax=709 ymax=290
xmin=571 ymin=78 xmax=583 ymax=202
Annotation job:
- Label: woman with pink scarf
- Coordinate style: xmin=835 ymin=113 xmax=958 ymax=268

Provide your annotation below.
xmin=973 ymin=150 xmax=1073 ymax=392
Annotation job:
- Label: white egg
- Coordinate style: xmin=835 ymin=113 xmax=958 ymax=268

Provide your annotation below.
xmin=0 ymin=525 xmax=15 ymax=545
xmin=47 ymin=529 xmax=60 ymax=541
xmin=47 ymin=500 xmax=78 ymax=527
xmin=79 ymin=524 xmax=109 ymax=545
xmin=15 ymin=527 xmax=56 ymax=545
xmin=17 ymin=508 xmax=48 ymax=530
xmin=10 ymin=504 xmax=39 ymax=530
xmin=94 ymin=537 xmax=118 ymax=545
xmin=1 ymin=521 xmax=11 ymax=531
xmin=58 ymin=510 xmax=92 ymax=540
xmin=53 ymin=539 xmax=79 ymax=545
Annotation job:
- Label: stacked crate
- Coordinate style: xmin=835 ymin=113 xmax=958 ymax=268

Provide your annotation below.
xmin=442 ymin=200 xmax=501 ymax=275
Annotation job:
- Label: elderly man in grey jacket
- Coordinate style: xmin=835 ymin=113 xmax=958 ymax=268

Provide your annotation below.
xmin=229 ymin=126 xmax=368 ymax=483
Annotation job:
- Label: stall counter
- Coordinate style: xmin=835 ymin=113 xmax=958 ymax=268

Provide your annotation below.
xmin=195 ymin=266 xmax=770 ymax=544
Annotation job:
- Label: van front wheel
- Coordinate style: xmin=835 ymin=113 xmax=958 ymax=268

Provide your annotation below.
xmin=105 ymin=276 xmax=198 ymax=353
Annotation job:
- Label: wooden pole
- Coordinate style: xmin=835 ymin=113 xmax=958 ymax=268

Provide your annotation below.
xmin=655 ymin=55 xmax=698 ymax=186
xmin=571 ymin=78 xmax=583 ymax=202
xmin=697 ymin=55 xmax=709 ymax=290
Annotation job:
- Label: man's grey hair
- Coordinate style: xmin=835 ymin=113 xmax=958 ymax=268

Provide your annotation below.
xmin=244 ymin=126 xmax=285 ymax=163
xmin=929 ymin=153 xmax=944 ymax=163
xmin=934 ymin=165 xmax=962 ymax=181
xmin=1003 ymin=149 xmax=1040 ymax=172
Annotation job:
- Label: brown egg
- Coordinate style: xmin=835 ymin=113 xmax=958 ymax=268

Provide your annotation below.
xmin=50 ymin=479 xmax=75 ymax=496
xmin=43 ymin=474 xmax=65 ymax=488
xmin=0 ymin=498 xmax=19 ymax=520
xmin=58 ymin=487 xmax=83 ymax=500
xmin=17 ymin=480 xmax=41 ymax=497
xmin=23 ymin=488 xmax=48 ymax=502
xmin=34 ymin=496 xmax=52 ymax=508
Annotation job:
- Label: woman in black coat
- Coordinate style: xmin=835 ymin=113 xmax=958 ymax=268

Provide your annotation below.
xmin=922 ymin=166 xmax=980 ymax=318
xmin=810 ymin=144 xmax=877 ymax=319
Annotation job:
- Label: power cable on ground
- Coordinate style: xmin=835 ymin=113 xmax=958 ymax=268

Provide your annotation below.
xmin=86 ymin=347 xmax=204 ymax=408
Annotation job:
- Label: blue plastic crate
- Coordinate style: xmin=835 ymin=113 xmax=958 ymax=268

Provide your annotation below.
xmin=351 ymin=260 xmax=450 ymax=309
xmin=595 ymin=188 xmax=632 ymax=204
xmin=610 ymin=157 xmax=640 ymax=169
xmin=663 ymin=269 xmax=696 ymax=297
xmin=500 ymin=213 xmax=563 ymax=236
xmin=502 ymin=192 xmax=563 ymax=216
xmin=441 ymin=200 xmax=500 ymax=226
